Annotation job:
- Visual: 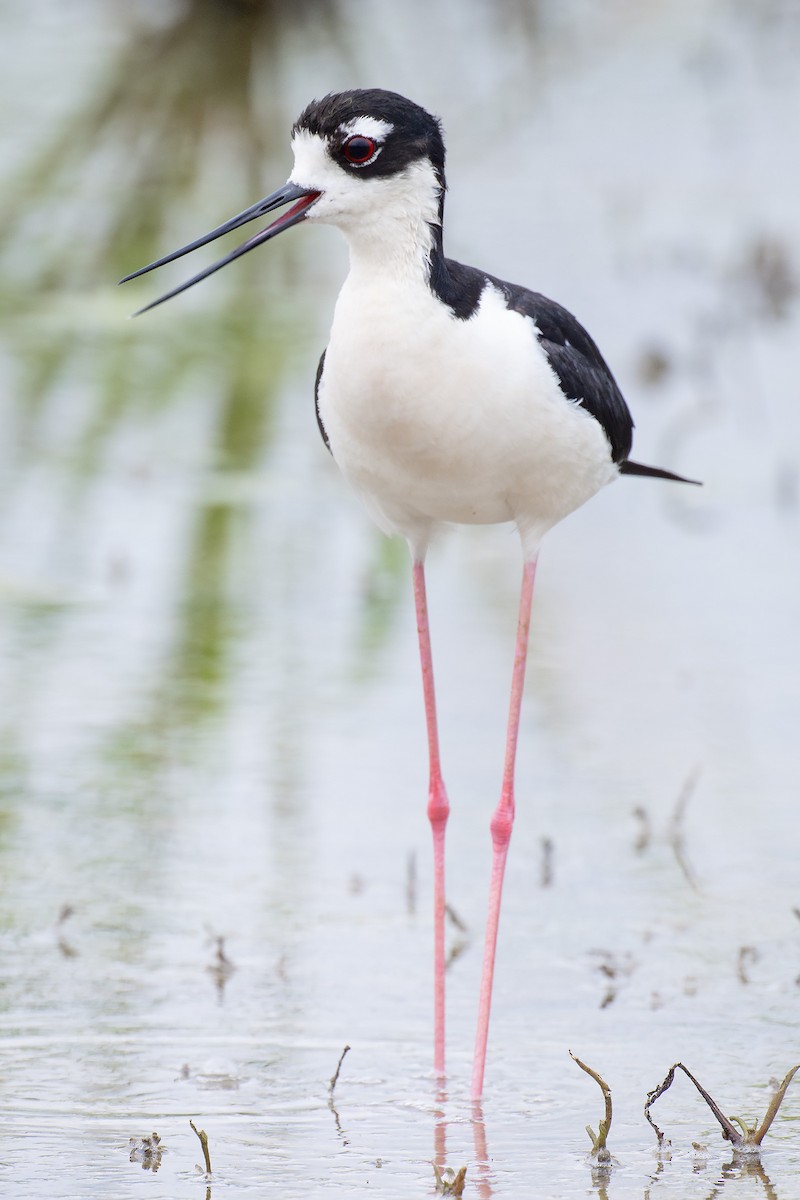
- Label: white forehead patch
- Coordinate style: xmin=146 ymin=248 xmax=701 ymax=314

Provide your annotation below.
xmin=290 ymin=129 xmax=336 ymax=189
xmin=338 ymin=116 xmax=394 ymax=141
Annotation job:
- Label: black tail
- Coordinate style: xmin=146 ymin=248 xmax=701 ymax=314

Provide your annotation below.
xmin=620 ymin=460 xmax=701 ymax=486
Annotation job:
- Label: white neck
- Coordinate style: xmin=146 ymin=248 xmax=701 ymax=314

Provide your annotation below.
xmin=330 ymin=160 xmax=443 ymax=284
xmin=342 ymin=205 xmax=440 ymax=285
xmin=290 ymin=131 xmax=444 ymax=284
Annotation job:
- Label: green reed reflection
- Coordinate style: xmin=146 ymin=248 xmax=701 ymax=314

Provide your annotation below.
xmin=0 ymin=2 xmax=340 ymax=757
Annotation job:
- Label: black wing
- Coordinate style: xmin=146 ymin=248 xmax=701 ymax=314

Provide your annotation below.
xmin=502 ymin=283 xmax=699 ymax=483
xmin=314 ymin=349 xmax=331 ymax=452
xmin=499 ymin=281 xmax=634 ymax=464
xmin=432 ymin=257 xmax=633 ymax=463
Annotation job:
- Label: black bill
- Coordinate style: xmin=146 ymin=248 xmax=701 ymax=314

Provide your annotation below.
xmin=119 ymin=182 xmax=320 ymax=315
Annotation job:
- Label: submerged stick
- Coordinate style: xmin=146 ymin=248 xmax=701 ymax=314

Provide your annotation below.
xmin=189 ymin=1119 xmax=212 ymax=1176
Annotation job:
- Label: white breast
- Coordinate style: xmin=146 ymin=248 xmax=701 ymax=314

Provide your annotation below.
xmin=318 ymin=274 xmax=617 ymax=557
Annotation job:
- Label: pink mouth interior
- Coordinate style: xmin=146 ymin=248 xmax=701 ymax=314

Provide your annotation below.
xmin=266 ymin=190 xmax=321 ymax=233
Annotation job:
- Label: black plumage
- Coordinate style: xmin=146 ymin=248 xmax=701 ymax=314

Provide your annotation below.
xmin=314 ymin=349 xmax=329 ymax=451
xmin=428 ymin=256 xmax=634 ymax=464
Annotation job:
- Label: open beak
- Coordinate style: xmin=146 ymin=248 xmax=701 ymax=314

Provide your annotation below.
xmin=119 ymin=182 xmax=320 ymax=315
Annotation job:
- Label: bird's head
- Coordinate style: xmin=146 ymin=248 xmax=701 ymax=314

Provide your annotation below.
xmin=121 ymin=89 xmax=446 ymax=311
xmin=290 ymin=90 xmax=445 ymax=235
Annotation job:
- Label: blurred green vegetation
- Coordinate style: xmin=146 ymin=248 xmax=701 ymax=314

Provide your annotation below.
xmin=0 ymin=0 xmax=411 ymax=779
xmin=0 ymin=0 xmax=340 ymax=430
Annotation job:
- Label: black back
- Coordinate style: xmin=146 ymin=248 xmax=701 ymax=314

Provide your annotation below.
xmin=429 ymin=256 xmax=634 ymax=464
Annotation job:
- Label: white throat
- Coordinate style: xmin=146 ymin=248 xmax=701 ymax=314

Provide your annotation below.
xmin=346 ymin=159 xmax=442 ymax=282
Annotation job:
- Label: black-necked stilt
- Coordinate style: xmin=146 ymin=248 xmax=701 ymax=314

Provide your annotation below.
xmin=121 ymin=88 xmax=697 ymax=1098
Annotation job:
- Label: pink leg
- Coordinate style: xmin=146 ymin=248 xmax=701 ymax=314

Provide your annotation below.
xmin=471 ymin=557 xmax=538 ymax=1098
xmin=412 ymin=560 xmax=450 ymax=1078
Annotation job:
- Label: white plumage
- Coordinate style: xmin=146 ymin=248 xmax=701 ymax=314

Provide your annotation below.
xmin=293 ymin=128 xmax=616 ymax=559
xmin=321 ymin=271 xmax=616 ymax=557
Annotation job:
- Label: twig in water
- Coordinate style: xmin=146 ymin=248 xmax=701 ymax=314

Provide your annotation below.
xmin=432 ymin=1163 xmax=467 ymax=1195
xmin=189 ymin=1120 xmax=212 ymax=1176
xmin=632 ymin=806 xmax=652 ymax=853
xmin=737 ymin=945 xmax=759 ymax=985
xmin=540 ymin=836 xmax=554 ymax=887
xmin=644 ymin=1062 xmax=800 ymax=1149
xmin=668 ymin=767 xmax=702 ymax=892
xmin=445 ymin=903 xmax=467 ymax=933
xmin=645 ymin=1062 xmax=738 ymax=1148
xmin=749 ymin=1064 xmax=800 ymax=1146
xmin=329 ymin=1044 xmax=350 ymax=1096
xmin=328 ymin=1045 xmax=351 ymax=1145
xmin=590 ymin=950 xmax=636 ymax=1009
xmin=55 ymin=903 xmax=79 ymax=959
xmin=445 ymin=941 xmax=468 ymax=970
xmin=570 ymin=1051 xmax=612 ymax=1161
xmin=445 ymin=903 xmax=470 ymax=971
xmin=207 ymin=935 xmax=236 ymax=998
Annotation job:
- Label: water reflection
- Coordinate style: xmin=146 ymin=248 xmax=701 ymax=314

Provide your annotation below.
xmin=205 ymin=931 xmax=236 ymax=999
xmin=432 ymin=1093 xmax=492 ymax=1198
xmin=471 ymin=1102 xmax=493 ymax=1200
xmin=707 ymin=1152 xmax=779 ymax=1200
xmin=433 ymin=1085 xmax=447 ymax=1175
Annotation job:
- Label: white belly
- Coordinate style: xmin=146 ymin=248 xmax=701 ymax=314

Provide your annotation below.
xmin=318 ymin=275 xmax=617 ymax=553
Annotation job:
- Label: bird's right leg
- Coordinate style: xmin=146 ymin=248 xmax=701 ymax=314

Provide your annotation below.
xmin=471 ymin=556 xmax=538 ymax=1097
xmin=412 ymin=560 xmax=450 ymax=1078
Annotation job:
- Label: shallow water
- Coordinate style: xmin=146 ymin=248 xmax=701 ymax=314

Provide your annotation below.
xmin=1 ymin=2 xmax=800 ymax=1196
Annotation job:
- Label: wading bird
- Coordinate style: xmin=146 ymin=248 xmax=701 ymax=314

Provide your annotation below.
xmin=121 ymin=89 xmax=696 ymax=1097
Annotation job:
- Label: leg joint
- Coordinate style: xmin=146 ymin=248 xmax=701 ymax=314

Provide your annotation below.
xmin=490 ymin=804 xmax=514 ymax=849
xmin=427 ymin=778 xmax=450 ymax=828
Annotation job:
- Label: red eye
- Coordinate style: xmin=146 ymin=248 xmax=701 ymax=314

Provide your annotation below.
xmin=343 ymin=135 xmax=376 ymax=165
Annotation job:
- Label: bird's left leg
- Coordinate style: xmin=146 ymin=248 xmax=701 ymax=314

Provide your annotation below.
xmin=471 ymin=556 xmax=538 ymax=1098
xmin=412 ymin=560 xmax=450 ymax=1078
